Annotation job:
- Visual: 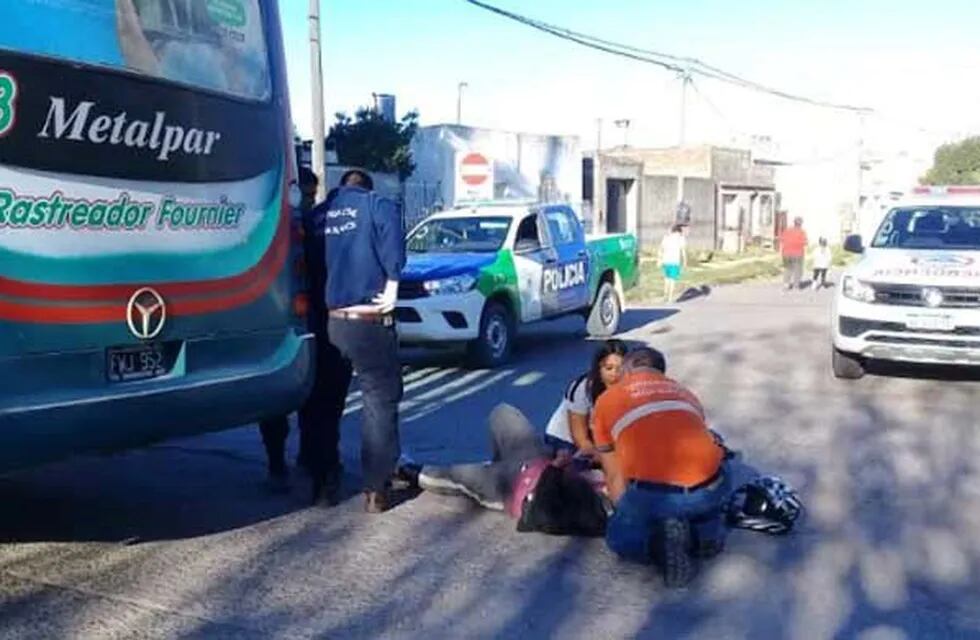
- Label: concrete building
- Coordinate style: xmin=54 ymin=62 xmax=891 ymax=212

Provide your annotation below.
xmin=774 ymin=147 xmax=931 ymax=246
xmin=587 ymin=145 xmax=778 ymax=253
xmin=406 ymin=124 xmax=581 ymax=228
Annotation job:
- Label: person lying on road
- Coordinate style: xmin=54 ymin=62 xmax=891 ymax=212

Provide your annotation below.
xmin=400 ymin=403 xmax=609 ymax=537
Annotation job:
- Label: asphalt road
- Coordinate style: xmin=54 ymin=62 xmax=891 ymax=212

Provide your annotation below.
xmin=1 ymin=281 xmax=979 ymax=639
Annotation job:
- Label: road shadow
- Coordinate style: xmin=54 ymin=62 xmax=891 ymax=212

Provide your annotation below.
xmin=677 ymin=285 xmax=712 ymax=303
xmin=2 ymin=294 xmax=978 ymax=638
xmin=0 ymin=441 xmax=311 ymax=544
xmin=400 ymin=308 xmax=678 ymax=370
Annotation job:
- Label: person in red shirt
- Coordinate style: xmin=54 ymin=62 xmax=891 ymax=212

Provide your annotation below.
xmin=779 ymin=217 xmax=808 ymax=290
xmin=593 ymin=347 xmax=730 ymax=586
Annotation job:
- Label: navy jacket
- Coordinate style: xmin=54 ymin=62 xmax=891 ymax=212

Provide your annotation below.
xmin=319 ymin=185 xmax=405 ymax=310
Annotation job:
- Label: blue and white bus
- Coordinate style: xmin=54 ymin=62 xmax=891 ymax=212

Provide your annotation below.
xmin=0 ymin=0 xmax=313 ymax=471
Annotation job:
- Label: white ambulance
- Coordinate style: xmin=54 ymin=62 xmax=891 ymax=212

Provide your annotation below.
xmin=832 ymin=186 xmax=980 ymax=379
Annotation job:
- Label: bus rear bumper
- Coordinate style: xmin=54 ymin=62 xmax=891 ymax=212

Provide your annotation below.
xmin=0 ymin=330 xmax=314 ymax=473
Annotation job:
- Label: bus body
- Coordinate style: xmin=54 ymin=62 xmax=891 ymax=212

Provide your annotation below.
xmin=0 ymin=0 xmax=313 ymax=472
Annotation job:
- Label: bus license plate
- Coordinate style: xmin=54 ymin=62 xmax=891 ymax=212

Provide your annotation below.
xmin=906 ymin=314 xmax=955 ymax=332
xmin=107 ymin=344 xmax=167 ymax=382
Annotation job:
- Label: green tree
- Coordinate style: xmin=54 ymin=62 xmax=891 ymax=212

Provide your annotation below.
xmin=921 ymin=136 xmax=980 ymax=185
xmin=327 ymin=108 xmax=419 ymax=181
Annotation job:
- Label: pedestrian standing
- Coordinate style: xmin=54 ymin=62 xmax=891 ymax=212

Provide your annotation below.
xmin=779 ymin=217 xmax=808 ymax=291
xmin=321 ymin=169 xmax=405 ymax=513
xmin=811 ymin=237 xmax=832 ymax=290
xmin=258 ymin=168 xmax=352 ymax=496
xmin=659 ymin=224 xmax=688 ymax=303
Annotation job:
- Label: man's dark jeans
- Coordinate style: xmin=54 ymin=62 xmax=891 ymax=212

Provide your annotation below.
xmin=328 ymin=317 xmax=403 ymax=493
xmin=259 ymin=333 xmax=351 ymax=479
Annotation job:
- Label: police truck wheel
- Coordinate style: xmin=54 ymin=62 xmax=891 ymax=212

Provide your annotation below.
xmin=587 ymin=281 xmax=621 ymax=337
xmin=832 ymin=348 xmax=865 ymax=380
xmin=467 ymin=302 xmax=514 ymax=368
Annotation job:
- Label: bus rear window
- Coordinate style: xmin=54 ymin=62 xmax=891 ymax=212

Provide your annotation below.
xmin=0 ymin=0 xmax=271 ymax=101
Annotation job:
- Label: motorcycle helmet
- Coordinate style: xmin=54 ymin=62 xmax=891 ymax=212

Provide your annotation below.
xmin=725 ymin=475 xmax=803 ymax=535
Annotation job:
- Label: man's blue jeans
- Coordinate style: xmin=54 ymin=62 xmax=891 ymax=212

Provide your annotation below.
xmin=606 ymin=467 xmax=731 ymax=563
xmin=328 ymin=317 xmax=403 ymax=493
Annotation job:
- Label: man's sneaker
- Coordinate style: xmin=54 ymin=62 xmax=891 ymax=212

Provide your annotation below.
xmin=311 ymin=465 xmax=343 ymax=507
xmin=418 ymin=470 xmax=504 ymax=511
xmin=652 ymin=518 xmax=696 ymax=588
xmin=393 ymin=455 xmax=422 ymax=490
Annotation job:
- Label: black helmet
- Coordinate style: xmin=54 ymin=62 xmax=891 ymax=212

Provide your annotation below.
xmin=725 ymin=475 xmax=803 ymax=535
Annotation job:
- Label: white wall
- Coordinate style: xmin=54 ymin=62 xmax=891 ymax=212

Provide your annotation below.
xmin=407 ymin=125 xmax=581 ymax=221
xmin=776 ymin=157 xmax=859 ymax=245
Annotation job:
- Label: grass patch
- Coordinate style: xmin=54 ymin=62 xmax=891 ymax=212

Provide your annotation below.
xmin=628 ymin=252 xmax=782 ymax=304
xmin=628 ymin=246 xmax=859 ymax=304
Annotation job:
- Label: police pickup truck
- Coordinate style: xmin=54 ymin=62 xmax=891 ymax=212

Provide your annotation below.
xmin=832 ymin=186 xmax=980 ymax=378
xmin=396 ymin=202 xmax=639 ymax=367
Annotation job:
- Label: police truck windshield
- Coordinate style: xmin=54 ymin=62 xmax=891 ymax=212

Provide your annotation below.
xmin=871 ymin=207 xmax=980 ymax=251
xmin=408 ymin=217 xmax=512 ymax=253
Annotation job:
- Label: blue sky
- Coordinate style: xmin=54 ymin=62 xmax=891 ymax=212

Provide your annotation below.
xmin=278 ymin=0 xmax=980 ymax=159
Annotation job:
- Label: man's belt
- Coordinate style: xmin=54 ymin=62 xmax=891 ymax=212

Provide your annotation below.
xmin=629 ymin=469 xmax=724 ymax=495
xmin=328 ymin=309 xmax=395 ymax=327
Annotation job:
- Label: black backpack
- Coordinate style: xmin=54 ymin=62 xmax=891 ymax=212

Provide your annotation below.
xmin=516 ymin=465 xmax=608 ymax=537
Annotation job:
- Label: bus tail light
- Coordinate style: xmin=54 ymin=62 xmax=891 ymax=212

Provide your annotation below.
xmin=289 ymin=212 xmax=307 ymax=324
xmin=293 ymin=293 xmax=309 ymax=319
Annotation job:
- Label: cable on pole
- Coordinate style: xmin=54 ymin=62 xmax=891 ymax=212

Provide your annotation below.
xmin=463 ymin=0 xmax=873 ymax=114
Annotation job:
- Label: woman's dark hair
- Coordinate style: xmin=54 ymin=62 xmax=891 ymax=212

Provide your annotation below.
xmin=587 ymin=339 xmax=628 ymax=404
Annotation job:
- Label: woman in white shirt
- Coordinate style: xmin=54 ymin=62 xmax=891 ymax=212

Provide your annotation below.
xmin=659 ymin=225 xmax=688 ymax=303
xmin=545 ymin=340 xmax=628 ymax=455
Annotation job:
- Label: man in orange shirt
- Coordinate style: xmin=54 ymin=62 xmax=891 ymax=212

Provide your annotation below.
xmin=779 ymin=216 xmax=808 ymax=290
xmin=593 ymin=347 xmax=730 ymax=586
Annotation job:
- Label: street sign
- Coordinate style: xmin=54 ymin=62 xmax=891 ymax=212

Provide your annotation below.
xmin=456 ymin=152 xmax=493 ymax=201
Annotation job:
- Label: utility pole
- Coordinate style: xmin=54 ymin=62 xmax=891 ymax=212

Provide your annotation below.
xmin=309 ymin=0 xmax=326 ymax=201
xmin=856 ymin=111 xmax=867 ymax=236
xmin=457 ymin=82 xmax=468 ymax=125
xmin=677 ymin=69 xmax=693 ymax=206
xmin=614 ymin=118 xmax=630 ymax=147
xmin=594 ymin=118 xmax=602 ymax=230
xmin=678 ymin=69 xmax=692 ymax=147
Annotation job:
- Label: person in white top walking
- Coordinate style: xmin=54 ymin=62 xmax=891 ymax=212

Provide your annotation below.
xmin=811 ymin=237 xmax=833 ymax=290
xmin=659 ymin=225 xmax=688 ymax=303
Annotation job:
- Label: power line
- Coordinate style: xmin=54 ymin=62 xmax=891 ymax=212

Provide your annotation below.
xmin=688 ymin=79 xmax=745 ymax=140
xmin=463 ymin=0 xmax=873 ymax=114
xmin=463 ymin=0 xmax=683 ymax=73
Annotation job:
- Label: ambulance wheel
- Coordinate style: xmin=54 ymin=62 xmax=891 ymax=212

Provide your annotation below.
xmin=468 ymin=302 xmax=514 ymax=368
xmin=832 ymin=348 xmax=865 ymax=380
xmin=587 ymin=281 xmax=621 ymax=337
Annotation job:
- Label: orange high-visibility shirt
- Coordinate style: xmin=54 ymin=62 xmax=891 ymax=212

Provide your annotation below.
xmin=593 ymin=370 xmax=723 ymax=487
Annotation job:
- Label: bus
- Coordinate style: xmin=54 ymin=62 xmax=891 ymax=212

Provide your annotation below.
xmin=0 ymin=0 xmax=313 ymax=472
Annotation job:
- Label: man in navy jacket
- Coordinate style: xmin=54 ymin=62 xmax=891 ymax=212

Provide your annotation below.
xmin=259 ymin=168 xmax=352 ymax=498
xmin=318 ymin=169 xmax=405 ymax=513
